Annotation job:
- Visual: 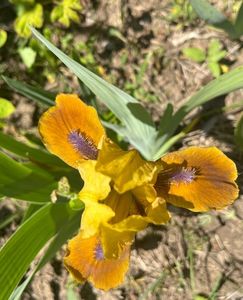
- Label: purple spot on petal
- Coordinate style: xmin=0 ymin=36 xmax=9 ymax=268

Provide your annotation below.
xmin=68 ymin=130 xmax=98 ymax=160
xmin=94 ymin=242 xmax=104 ymax=260
xmin=169 ymin=167 xmax=197 ymax=184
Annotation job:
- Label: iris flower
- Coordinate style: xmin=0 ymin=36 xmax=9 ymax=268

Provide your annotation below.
xmin=39 ymin=94 xmax=238 ymax=290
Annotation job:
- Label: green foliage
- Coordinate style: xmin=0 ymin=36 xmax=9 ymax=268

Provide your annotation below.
xmin=2 ymin=0 xmax=90 ymax=91
xmin=51 ymin=0 xmax=82 ymax=27
xmin=153 ymin=66 xmax=243 ymax=159
xmin=207 ymin=40 xmax=226 ymax=77
xmin=14 ymin=3 xmax=44 ymax=38
xmin=1 ymin=5 xmax=243 ymax=296
xmin=10 ymin=0 xmax=35 ymax=5
xmin=0 ymin=29 xmax=7 ymax=48
xmin=3 ymin=76 xmax=55 ymax=106
xmin=0 ymin=115 xmax=82 ymax=296
xmin=183 ymin=39 xmax=227 ymax=78
xmin=207 ymin=40 xmax=227 ymax=77
xmin=189 ymin=0 xmax=243 ymax=39
xmin=12 ymin=28 xmax=243 ymax=161
xmin=11 ymin=0 xmax=83 ymax=39
xmin=9 ymin=211 xmax=80 ymax=300
xmin=169 ymin=0 xmax=196 ymax=25
xmin=0 ymin=202 xmax=79 ymax=300
xmin=123 ymin=51 xmax=160 ymax=102
xmin=234 ymin=2 xmax=243 ymax=37
xmin=182 ymin=47 xmax=206 ymax=63
xmin=0 ymin=98 xmax=15 ymax=119
xmin=31 ymin=27 xmax=158 ymax=160
xmin=234 ymin=114 xmax=243 ymax=152
xmin=18 ymin=47 xmax=37 ymax=68
xmin=0 ymin=151 xmax=58 ymax=203
xmin=77 ymin=40 xmax=99 ymax=71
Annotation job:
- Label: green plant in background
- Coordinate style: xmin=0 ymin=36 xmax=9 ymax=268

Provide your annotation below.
xmin=183 ymin=39 xmax=227 ymax=77
xmin=4 ymin=28 xmax=243 ymax=158
xmin=1 ymin=0 xmax=84 ymax=84
xmin=169 ymin=0 xmax=196 ymax=25
xmin=18 ymin=47 xmax=36 ymax=68
xmin=0 ymin=98 xmax=15 ymax=128
xmin=0 ymin=29 xmax=8 ymax=48
xmin=0 ymin=26 xmax=242 ymax=299
xmin=13 ymin=1 xmax=44 ymax=38
xmin=234 ymin=114 xmax=243 ymax=152
xmin=51 ymin=0 xmax=82 ymax=27
xmin=12 ymin=0 xmax=82 ymax=38
xmin=123 ymin=51 xmax=160 ymax=102
xmin=73 ymin=38 xmax=104 ymax=76
xmin=189 ymin=0 xmax=243 ymax=39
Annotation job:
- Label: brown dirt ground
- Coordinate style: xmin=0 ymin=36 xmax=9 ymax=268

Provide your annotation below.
xmin=1 ymin=0 xmax=243 ymax=299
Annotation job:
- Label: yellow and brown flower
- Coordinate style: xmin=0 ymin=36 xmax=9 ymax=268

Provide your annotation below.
xmin=39 ymin=94 xmax=239 ymax=291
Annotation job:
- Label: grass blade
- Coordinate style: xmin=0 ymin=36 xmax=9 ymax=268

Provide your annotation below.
xmin=0 ymin=131 xmax=66 ymax=168
xmin=154 ymin=67 xmax=243 ymax=158
xmin=235 ymin=2 xmax=243 ymax=37
xmin=234 ymin=114 xmax=243 ymax=152
xmin=0 ymin=202 xmax=76 ymax=300
xmin=189 ymin=0 xmax=237 ymax=38
xmin=3 ymin=76 xmax=55 ymax=106
xmin=0 ymin=151 xmax=57 ymax=203
xmin=180 ymin=66 xmax=243 ymax=113
xmin=31 ymin=27 xmax=158 ymax=160
xmin=10 ymin=211 xmax=80 ymax=300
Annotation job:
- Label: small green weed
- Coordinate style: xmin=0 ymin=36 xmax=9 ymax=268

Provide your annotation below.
xmin=169 ymin=0 xmax=196 ymax=26
xmin=183 ymin=39 xmax=227 ymax=77
xmin=0 ymin=98 xmax=15 ymax=128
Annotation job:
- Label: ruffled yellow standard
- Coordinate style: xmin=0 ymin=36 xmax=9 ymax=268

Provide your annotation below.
xmin=155 ymin=147 xmax=239 ymax=212
xmin=39 ymin=94 xmax=105 ymax=168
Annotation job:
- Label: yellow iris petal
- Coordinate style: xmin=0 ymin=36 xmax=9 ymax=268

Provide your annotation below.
xmin=100 ymin=202 xmax=169 ymax=259
xmin=39 ymin=94 xmax=105 ymax=168
xmin=101 ymin=215 xmax=148 ymax=259
xmin=64 ymin=234 xmax=130 ymax=291
xmin=96 ymin=138 xmax=158 ymax=193
xmin=146 ymin=198 xmax=171 ymax=225
xmin=101 ymin=189 xmax=170 ymax=258
xmin=80 ymin=200 xmax=114 ymax=238
xmin=156 ymin=147 xmax=239 ymax=212
xmin=78 ymin=160 xmax=111 ymax=202
xmin=132 ymin=184 xmax=157 ymax=204
xmin=104 ymin=190 xmax=141 ymax=223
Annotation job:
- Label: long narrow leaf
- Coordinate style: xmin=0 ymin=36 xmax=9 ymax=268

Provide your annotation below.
xmin=235 ymin=2 xmax=243 ymax=37
xmin=10 ymin=210 xmax=80 ymax=300
xmin=234 ymin=114 xmax=243 ymax=152
xmin=22 ymin=203 xmax=43 ymax=223
xmin=161 ymin=66 xmax=243 ymax=138
xmin=179 ymin=66 xmax=243 ymax=114
xmin=31 ymin=27 xmax=158 ymax=160
xmin=189 ymin=0 xmax=237 ymax=38
xmin=0 ymin=202 xmax=76 ymax=300
xmin=158 ymin=103 xmax=174 ymax=134
xmin=3 ymin=76 xmax=55 ymax=106
xmin=156 ymin=67 xmax=243 ymax=158
xmin=0 ymin=131 xmax=67 ymax=168
xmin=0 ymin=152 xmax=57 ymax=203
